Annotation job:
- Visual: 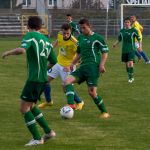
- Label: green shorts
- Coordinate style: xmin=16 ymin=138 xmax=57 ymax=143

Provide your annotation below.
xmin=20 ymin=81 xmax=46 ymax=103
xmin=121 ymin=52 xmax=135 ymax=62
xmin=71 ymin=64 xmax=100 ymax=87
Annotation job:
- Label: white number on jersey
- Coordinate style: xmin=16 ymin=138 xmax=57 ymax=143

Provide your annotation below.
xmin=40 ymin=39 xmax=51 ymax=58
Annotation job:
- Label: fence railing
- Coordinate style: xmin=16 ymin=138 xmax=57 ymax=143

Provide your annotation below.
xmin=51 ymin=18 xmax=150 ymax=37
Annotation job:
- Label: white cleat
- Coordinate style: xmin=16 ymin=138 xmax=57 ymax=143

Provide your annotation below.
xmin=43 ymin=130 xmax=56 ymax=142
xmin=25 ymin=138 xmax=44 ymax=146
xmin=128 ymin=78 xmax=134 ymax=83
xmin=146 ymin=61 xmax=150 ymax=64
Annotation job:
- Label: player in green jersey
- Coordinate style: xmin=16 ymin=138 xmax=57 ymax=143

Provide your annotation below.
xmin=113 ymin=17 xmax=141 ymax=83
xmin=66 ymin=14 xmax=80 ymax=36
xmin=64 ymin=19 xmax=110 ymax=119
xmin=2 ymin=16 xmax=57 ymax=146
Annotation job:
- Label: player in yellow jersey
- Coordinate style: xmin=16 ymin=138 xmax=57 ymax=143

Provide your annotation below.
xmin=130 ymin=15 xmax=150 ymax=64
xmin=38 ymin=23 xmax=84 ymax=110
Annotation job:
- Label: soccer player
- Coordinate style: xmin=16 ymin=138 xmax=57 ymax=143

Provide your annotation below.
xmin=38 ymin=23 xmax=84 ymax=110
xmin=66 ymin=14 xmax=80 ymax=36
xmin=130 ymin=15 xmax=150 ymax=64
xmin=1 ymin=16 xmax=57 ymax=146
xmin=63 ymin=19 xmax=110 ymax=119
xmin=113 ymin=17 xmax=141 ymax=83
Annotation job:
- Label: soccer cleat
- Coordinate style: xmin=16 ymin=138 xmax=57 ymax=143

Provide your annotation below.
xmin=128 ymin=78 xmax=134 ymax=83
xmin=38 ymin=101 xmax=53 ymax=108
xmin=68 ymin=104 xmax=76 ymax=109
xmin=75 ymin=101 xmax=84 ymax=110
xmin=43 ymin=130 xmax=56 ymax=142
xmin=100 ymin=112 xmax=110 ymax=119
xmin=146 ymin=60 xmax=150 ymax=64
xmin=25 ymin=138 xmax=44 ymax=146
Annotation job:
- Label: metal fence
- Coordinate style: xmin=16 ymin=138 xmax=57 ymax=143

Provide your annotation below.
xmin=51 ymin=18 xmax=150 ymax=37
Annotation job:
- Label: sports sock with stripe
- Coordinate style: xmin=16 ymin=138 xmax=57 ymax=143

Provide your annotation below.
xmin=31 ymin=106 xmax=51 ymax=134
xmin=65 ymin=84 xmax=75 ymax=104
xmin=93 ymin=95 xmax=107 ymax=113
xmin=24 ymin=111 xmax=41 ymax=140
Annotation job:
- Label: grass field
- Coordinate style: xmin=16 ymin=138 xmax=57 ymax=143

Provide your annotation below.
xmin=0 ymin=37 xmax=150 ymax=150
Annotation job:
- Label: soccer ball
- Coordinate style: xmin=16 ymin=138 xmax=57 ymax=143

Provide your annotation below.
xmin=60 ymin=106 xmax=74 ymax=119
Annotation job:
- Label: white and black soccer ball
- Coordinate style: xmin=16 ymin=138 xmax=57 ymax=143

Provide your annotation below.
xmin=60 ymin=106 xmax=74 ymax=119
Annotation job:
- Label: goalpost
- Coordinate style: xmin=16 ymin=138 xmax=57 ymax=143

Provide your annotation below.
xmin=120 ymin=4 xmax=150 ymax=28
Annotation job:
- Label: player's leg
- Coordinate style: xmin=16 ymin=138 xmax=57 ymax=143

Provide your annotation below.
xmin=38 ymin=77 xmax=54 ymax=108
xmin=20 ymin=81 xmax=43 ymax=146
xmin=127 ymin=60 xmax=134 ymax=83
xmin=31 ymin=105 xmax=56 ymax=142
xmin=135 ymin=42 xmax=142 ymax=61
xmin=60 ymin=66 xmax=84 ymax=110
xmin=62 ymin=84 xmax=84 ymax=110
xmin=135 ymin=50 xmax=142 ymax=62
xmin=87 ymin=86 xmax=110 ymax=119
xmin=38 ymin=65 xmax=59 ymax=108
xmin=86 ymin=64 xmax=110 ymax=118
xmin=136 ymin=42 xmax=150 ymax=63
xmin=44 ymin=82 xmax=52 ymax=103
xmin=64 ymin=75 xmax=78 ymax=109
xmin=30 ymin=82 xmax=55 ymax=142
xmin=20 ymin=100 xmax=44 ymax=146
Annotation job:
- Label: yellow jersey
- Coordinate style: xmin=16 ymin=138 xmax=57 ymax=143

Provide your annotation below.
xmin=57 ymin=32 xmax=78 ymax=66
xmin=132 ymin=21 xmax=143 ymax=41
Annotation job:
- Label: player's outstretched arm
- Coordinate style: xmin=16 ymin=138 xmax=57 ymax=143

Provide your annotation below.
xmin=52 ymin=40 xmax=58 ymax=48
xmin=99 ymin=53 xmax=108 ymax=74
xmin=1 ymin=48 xmax=26 ymax=59
xmin=70 ymin=53 xmax=81 ymax=71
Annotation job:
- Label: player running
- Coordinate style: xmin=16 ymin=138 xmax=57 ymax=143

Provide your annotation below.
xmin=66 ymin=14 xmax=80 ymax=36
xmin=113 ymin=17 xmax=141 ymax=83
xmin=63 ymin=19 xmax=110 ymax=119
xmin=2 ymin=16 xmax=57 ymax=146
xmin=130 ymin=15 xmax=150 ymax=64
xmin=38 ymin=23 xmax=84 ymax=110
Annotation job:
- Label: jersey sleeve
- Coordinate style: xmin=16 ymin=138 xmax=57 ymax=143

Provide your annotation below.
xmin=134 ymin=28 xmax=141 ymax=41
xmin=76 ymin=36 xmax=81 ymax=54
xmin=48 ymin=46 xmax=57 ymax=64
xmin=21 ymin=32 xmax=32 ymax=50
xmin=135 ymin=21 xmax=143 ymax=32
xmin=97 ymin=35 xmax=109 ymax=53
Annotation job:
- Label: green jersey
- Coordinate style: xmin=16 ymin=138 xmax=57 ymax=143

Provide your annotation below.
xmin=118 ymin=27 xmax=141 ymax=53
xmin=21 ymin=31 xmax=57 ymax=82
xmin=69 ymin=21 xmax=80 ymax=35
xmin=77 ymin=32 xmax=109 ymax=66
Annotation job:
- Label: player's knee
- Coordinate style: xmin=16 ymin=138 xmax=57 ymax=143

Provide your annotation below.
xmin=88 ymin=89 xmax=97 ymax=98
xmin=64 ymin=76 xmax=74 ymax=86
xmin=64 ymin=79 xmax=71 ymax=86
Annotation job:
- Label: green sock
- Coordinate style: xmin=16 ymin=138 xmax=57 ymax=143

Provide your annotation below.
xmin=24 ymin=111 xmax=41 ymax=140
xmin=128 ymin=67 xmax=134 ymax=79
xmin=93 ymin=95 xmax=107 ymax=113
xmin=31 ymin=106 xmax=51 ymax=134
xmin=65 ymin=84 xmax=75 ymax=104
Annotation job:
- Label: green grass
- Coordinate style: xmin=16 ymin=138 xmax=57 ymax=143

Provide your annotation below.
xmin=0 ymin=36 xmax=150 ymax=150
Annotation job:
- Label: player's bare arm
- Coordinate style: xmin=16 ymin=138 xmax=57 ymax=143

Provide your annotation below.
xmin=2 ymin=48 xmax=25 ymax=59
xmin=70 ymin=53 xmax=81 ymax=71
xmin=99 ymin=52 xmax=108 ymax=73
xmin=52 ymin=40 xmax=58 ymax=48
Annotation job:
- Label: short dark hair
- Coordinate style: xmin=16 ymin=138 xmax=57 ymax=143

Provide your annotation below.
xmin=66 ymin=14 xmax=72 ymax=17
xmin=61 ymin=23 xmax=71 ymax=30
xmin=28 ymin=16 xmax=42 ymax=30
xmin=124 ymin=17 xmax=131 ymax=22
xmin=78 ymin=19 xmax=90 ymax=26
